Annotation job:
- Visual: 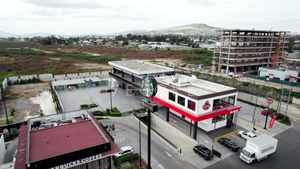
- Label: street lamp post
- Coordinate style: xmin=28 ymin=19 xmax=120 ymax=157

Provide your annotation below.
xmin=139 ymin=114 xmax=142 ymax=168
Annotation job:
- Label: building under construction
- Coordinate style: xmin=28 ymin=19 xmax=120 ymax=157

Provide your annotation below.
xmin=212 ymin=29 xmax=291 ymax=73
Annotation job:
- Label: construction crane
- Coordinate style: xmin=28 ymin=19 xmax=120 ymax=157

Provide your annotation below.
xmin=271 ymin=34 xmax=283 ymax=67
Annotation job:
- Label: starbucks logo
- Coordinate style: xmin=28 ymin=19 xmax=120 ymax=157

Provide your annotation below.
xmin=141 ymin=75 xmax=157 ymax=98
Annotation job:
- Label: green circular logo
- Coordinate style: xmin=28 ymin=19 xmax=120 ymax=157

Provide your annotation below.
xmin=142 ymin=75 xmax=157 ymax=97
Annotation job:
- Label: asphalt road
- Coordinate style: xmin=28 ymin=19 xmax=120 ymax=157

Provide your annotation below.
xmin=101 ymin=115 xmax=198 ymax=169
xmin=205 ymin=122 xmax=300 ymax=169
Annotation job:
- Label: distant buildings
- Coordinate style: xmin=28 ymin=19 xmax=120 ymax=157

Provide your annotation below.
xmin=138 ymin=44 xmax=192 ymax=51
xmin=212 ymin=29 xmax=291 ymax=73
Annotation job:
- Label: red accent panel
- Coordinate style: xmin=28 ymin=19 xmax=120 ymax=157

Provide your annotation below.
xmin=153 ymin=96 xmax=242 ymax=122
xmin=269 ymin=73 xmax=274 ymax=76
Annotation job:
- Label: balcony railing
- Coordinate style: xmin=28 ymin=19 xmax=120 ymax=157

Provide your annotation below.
xmin=220 ymin=60 xmax=284 ymax=66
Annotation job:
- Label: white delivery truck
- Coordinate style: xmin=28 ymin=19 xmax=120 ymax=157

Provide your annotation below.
xmin=240 ymin=134 xmax=278 ymax=164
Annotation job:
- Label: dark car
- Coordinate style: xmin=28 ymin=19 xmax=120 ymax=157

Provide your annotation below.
xmin=193 ymin=145 xmax=214 ymax=160
xmin=217 ymin=138 xmax=240 ymax=152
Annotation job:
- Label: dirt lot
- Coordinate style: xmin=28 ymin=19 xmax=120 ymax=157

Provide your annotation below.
xmin=0 ymin=83 xmax=55 ymax=125
xmin=0 ymin=42 xmax=39 ymax=48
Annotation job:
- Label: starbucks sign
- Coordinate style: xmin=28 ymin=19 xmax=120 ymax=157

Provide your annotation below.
xmin=141 ymin=75 xmax=157 ymax=98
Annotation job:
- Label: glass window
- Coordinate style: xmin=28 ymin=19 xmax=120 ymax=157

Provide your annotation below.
xmin=213 ymin=95 xmax=235 ymax=110
xmin=212 ymin=114 xmax=225 ymax=123
xmin=188 ymin=100 xmax=196 ymax=111
xmin=169 ymin=92 xmax=175 ymax=102
xmin=177 ymin=96 xmax=185 ymax=106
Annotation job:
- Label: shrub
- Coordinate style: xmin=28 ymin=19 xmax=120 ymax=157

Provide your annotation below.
xmin=106 ymin=108 xmax=110 ymax=113
xmin=10 ymin=108 xmax=15 ymax=116
xmin=106 ymin=89 xmax=114 ymax=92
xmin=5 ymin=119 xmax=14 ymax=124
xmin=93 ymin=110 xmax=104 ymax=116
xmin=109 ymin=111 xmax=122 ymax=116
xmin=40 ymin=112 xmax=44 ymax=116
xmin=80 ymin=104 xmax=89 ymax=108
xmin=112 ymin=107 xmax=119 ymax=112
xmin=212 ymin=149 xmax=221 ymax=158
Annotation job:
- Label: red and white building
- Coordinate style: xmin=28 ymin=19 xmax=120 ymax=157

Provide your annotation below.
xmin=14 ymin=111 xmax=120 ymax=169
xmin=153 ymin=74 xmax=242 ymax=138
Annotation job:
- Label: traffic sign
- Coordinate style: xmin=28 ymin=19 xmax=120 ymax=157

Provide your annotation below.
xmin=266 ymin=97 xmax=273 ymax=104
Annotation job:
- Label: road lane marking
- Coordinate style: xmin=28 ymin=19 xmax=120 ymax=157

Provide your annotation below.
xmin=214 ymin=130 xmax=241 ymax=141
xmin=237 ymin=118 xmax=277 ymax=135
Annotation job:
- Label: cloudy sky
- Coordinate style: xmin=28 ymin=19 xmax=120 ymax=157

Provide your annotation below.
xmin=0 ymin=0 xmax=299 ymax=35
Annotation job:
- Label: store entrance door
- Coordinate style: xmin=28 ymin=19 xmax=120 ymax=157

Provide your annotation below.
xmin=226 ymin=114 xmax=234 ymax=128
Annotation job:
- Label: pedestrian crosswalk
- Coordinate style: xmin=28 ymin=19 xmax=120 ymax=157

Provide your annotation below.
xmin=115 ymin=137 xmax=125 ymax=143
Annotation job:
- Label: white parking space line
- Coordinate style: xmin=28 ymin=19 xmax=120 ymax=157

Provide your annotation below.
xmin=114 ymin=137 xmax=125 ymax=143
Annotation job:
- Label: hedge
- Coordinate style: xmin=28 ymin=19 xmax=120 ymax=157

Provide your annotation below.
xmin=114 ymin=153 xmax=140 ymax=167
xmin=212 ymin=149 xmax=221 ymax=158
xmin=109 ymin=111 xmax=122 ymax=116
xmin=80 ymin=104 xmax=89 ymax=108
xmin=92 ymin=110 xmax=105 ymax=116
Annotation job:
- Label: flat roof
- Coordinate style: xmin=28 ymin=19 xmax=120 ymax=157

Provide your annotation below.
xmin=51 ymin=77 xmax=106 ymax=86
xmin=29 ymin=120 xmax=107 ymax=162
xmin=156 ymin=74 xmax=236 ymax=99
xmin=108 ymin=60 xmax=174 ymax=75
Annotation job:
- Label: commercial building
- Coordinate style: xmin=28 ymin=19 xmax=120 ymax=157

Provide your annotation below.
xmin=14 ymin=111 xmax=120 ymax=169
xmin=108 ymin=60 xmax=174 ymax=95
xmin=258 ymin=67 xmax=300 ymax=83
xmin=109 ymin=60 xmax=242 ymax=139
xmin=153 ymin=74 xmax=241 ymax=138
xmin=212 ymin=29 xmax=290 ymax=73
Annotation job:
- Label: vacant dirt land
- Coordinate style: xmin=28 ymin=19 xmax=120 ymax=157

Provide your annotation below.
xmin=0 ymin=83 xmax=55 ymax=125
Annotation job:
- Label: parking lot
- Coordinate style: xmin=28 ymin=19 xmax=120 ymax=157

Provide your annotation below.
xmin=57 ymin=85 xmax=144 ymax=112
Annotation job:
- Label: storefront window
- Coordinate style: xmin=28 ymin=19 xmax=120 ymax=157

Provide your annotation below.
xmin=177 ymin=96 xmax=185 ymax=106
xmin=212 ymin=114 xmax=225 ymax=123
xmin=188 ymin=100 xmax=196 ymax=111
xmin=169 ymin=92 xmax=176 ymax=102
xmin=213 ymin=95 xmax=235 ymax=110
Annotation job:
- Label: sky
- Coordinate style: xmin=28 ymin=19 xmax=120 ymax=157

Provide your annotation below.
xmin=0 ymin=0 xmax=299 ymax=35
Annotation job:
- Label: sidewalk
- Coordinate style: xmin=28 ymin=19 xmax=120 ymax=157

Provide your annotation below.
xmin=238 ymin=92 xmax=300 ymax=121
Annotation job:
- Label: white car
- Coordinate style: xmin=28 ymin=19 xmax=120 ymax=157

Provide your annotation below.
xmin=228 ymin=72 xmax=239 ymax=78
xmin=237 ymin=131 xmax=257 ymax=140
xmin=113 ymin=146 xmax=134 ymax=158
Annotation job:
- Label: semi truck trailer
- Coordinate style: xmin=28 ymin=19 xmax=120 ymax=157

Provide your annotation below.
xmin=240 ymin=134 xmax=278 ymax=164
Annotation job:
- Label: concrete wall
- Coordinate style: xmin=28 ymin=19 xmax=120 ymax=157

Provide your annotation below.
xmin=79 ymin=73 xmax=90 ymax=78
xmin=90 ymin=72 xmax=101 ymax=77
xmin=151 ymin=113 xmax=197 ymax=144
xmin=39 ymin=74 xmax=53 ymax=82
xmin=2 ymin=78 xmax=8 ymax=89
xmin=54 ymin=75 xmax=66 ymax=81
xmin=8 ymin=76 xmax=19 ymax=84
xmin=67 ymin=73 xmax=79 ymax=80
xmin=20 ymin=75 xmax=38 ymax=81
xmin=0 ymin=135 xmax=5 ymax=164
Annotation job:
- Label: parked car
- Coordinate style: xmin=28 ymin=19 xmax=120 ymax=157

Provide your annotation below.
xmin=228 ymin=72 xmax=239 ymax=78
xmin=237 ymin=131 xmax=257 ymax=140
xmin=193 ymin=145 xmax=214 ymax=160
xmin=113 ymin=146 xmax=134 ymax=158
xmin=217 ymin=138 xmax=240 ymax=151
xmin=261 ymin=109 xmax=273 ymax=115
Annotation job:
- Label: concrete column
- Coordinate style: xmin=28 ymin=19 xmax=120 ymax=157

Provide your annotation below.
xmin=110 ymin=156 xmax=113 ymax=169
xmin=248 ymin=66 xmax=251 ymax=71
xmin=166 ymin=108 xmax=169 ymax=122
xmin=132 ymin=74 xmax=134 ymax=82
xmin=234 ymin=67 xmax=237 ymax=73
xmin=122 ymin=70 xmax=124 ymax=78
xmin=182 ymin=115 xmax=185 ymax=119
xmin=193 ymin=122 xmax=198 ymax=139
xmin=242 ymin=66 xmax=244 ymax=72
xmin=113 ymin=68 xmax=116 ymax=74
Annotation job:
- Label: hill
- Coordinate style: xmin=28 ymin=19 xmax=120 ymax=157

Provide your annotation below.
xmin=143 ymin=23 xmax=222 ymax=36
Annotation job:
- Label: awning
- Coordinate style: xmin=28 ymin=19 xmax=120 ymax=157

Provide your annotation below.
xmin=153 ymin=96 xmax=242 ymax=122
